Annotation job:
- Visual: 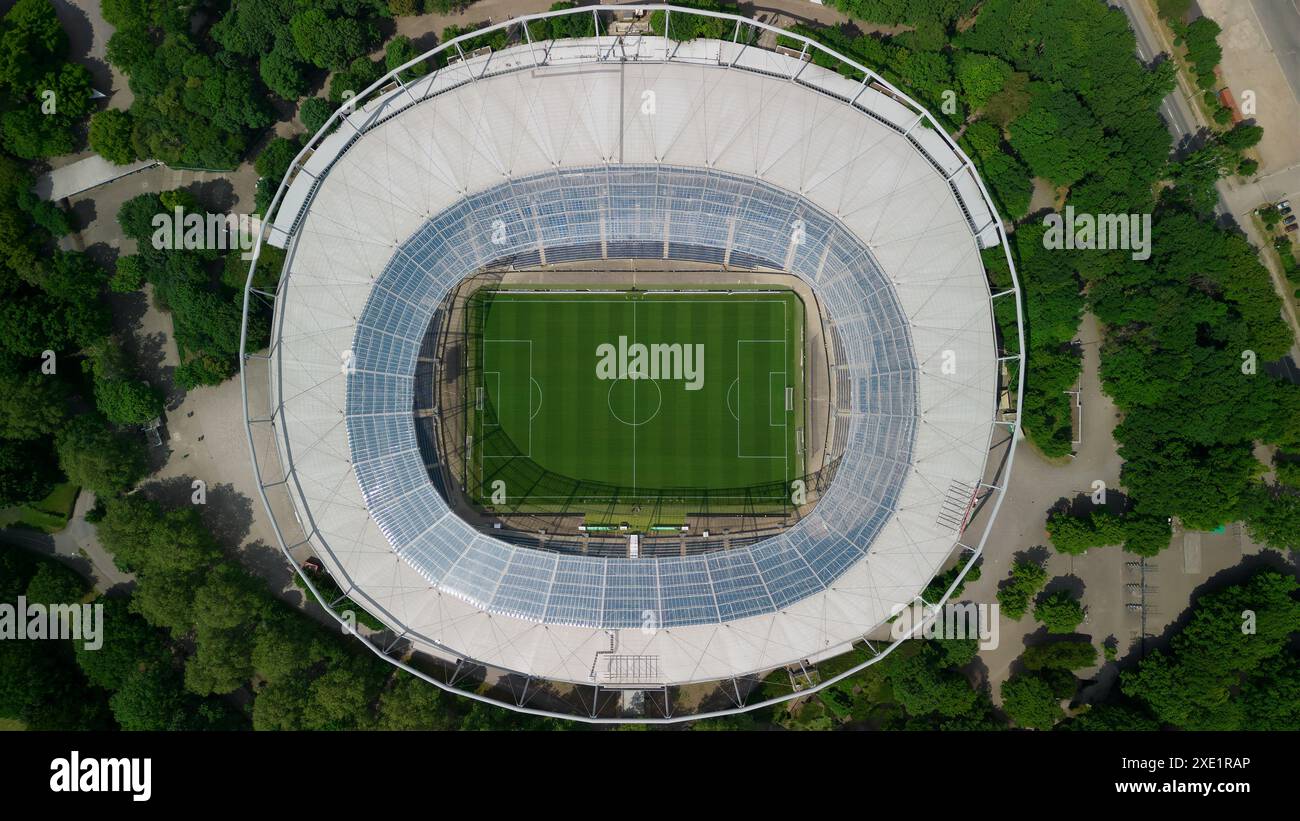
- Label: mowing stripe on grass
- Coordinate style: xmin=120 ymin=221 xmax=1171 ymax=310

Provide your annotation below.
xmin=467 ymin=289 xmax=804 ymax=513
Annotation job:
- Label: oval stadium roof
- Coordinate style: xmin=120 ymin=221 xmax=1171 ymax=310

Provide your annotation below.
xmin=256 ymin=24 xmax=1010 ymax=689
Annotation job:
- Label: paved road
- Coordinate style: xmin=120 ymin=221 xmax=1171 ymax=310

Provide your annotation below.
xmin=0 ymin=491 xmax=135 ymax=593
xmin=1115 ymin=0 xmax=1300 ymax=361
xmin=1111 ymin=0 xmax=1201 ymax=142
xmin=1251 ymin=0 xmax=1300 ymax=106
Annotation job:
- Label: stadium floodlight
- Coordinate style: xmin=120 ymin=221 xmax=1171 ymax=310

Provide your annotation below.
xmin=239 ymin=4 xmax=1025 ymax=723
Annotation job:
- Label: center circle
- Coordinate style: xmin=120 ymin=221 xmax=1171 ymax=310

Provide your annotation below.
xmin=607 ymin=378 xmax=663 ymax=426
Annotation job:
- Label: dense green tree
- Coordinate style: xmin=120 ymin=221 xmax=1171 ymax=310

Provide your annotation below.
xmin=97 ymin=495 xmax=221 ymax=579
xmin=921 ymin=562 xmax=981 ymax=605
xmin=459 ymin=699 xmax=573 ymax=731
xmin=934 ymin=636 xmax=980 ymax=669
xmin=290 ymin=9 xmax=376 ymax=71
xmin=1046 ymin=509 xmax=1126 ymax=555
xmin=956 ymin=52 xmax=1012 ymax=111
xmin=110 ymin=255 xmax=147 ymax=293
xmin=828 ymin=0 xmax=975 ymax=28
xmin=649 ymin=1 xmax=735 ymax=41
xmin=888 ymin=643 xmax=980 ymax=718
xmin=184 ymin=626 xmax=255 ymax=695
xmin=254 ymin=136 xmax=302 ymax=182
xmin=1121 ymin=570 xmax=1300 ymax=729
xmin=1120 ymin=512 xmax=1173 ymax=557
xmin=101 ymin=3 xmax=273 ymax=169
xmin=0 ymin=437 xmax=60 ymax=505
xmin=1116 ymin=431 xmax=1256 ymax=532
xmin=1239 ymin=654 xmax=1300 ymax=730
xmin=252 ymin=677 xmax=310 ymax=729
xmin=53 ymin=414 xmax=148 ymax=495
xmin=1182 ymin=16 xmax=1221 ymax=90
xmin=1 ymin=62 xmax=94 ymax=159
xmin=114 ymin=192 xmax=263 ymax=388
xmin=251 ymin=611 xmax=323 ymax=684
xmin=329 ymin=56 xmax=383 ymax=102
xmin=376 ymin=673 xmax=456 ymax=730
xmin=0 ymin=545 xmax=39 ymax=598
xmin=0 ymin=549 xmax=113 ymax=729
xmin=88 ymin=109 xmax=138 ymax=164
xmin=24 ymin=560 xmax=86 ymax=604
xmin=959 ymin=0 xmax=1173 ymax=125
xmin=1059 ymin=702 xmax=1160 ymax=731
xmin=385 ymin=35 xmax=430 ymax=80
xmin=1021 ymin=640 xmax=1097 ymax=671
xmin=73 ymin=597 xmax=172 ymax=691
xmin=101 ymin=0 xmax=191 ymax=31
xmin=299 ymin=96 xmax=335 ymax=134
xmin=1088 ymin=208 xmax=1298 ymax=531
xmin=988 ymin=226 xmax=1086 ymax=457
xmin=93 ymin=377 xmax=164 ymax=425
xmin=983 ymin=70 xmax=1031 ymax=129
xmin=0 ymin=1 xmax=96 ymax=159
xmin=209 ymin=0 xmax=296 ymax=56
xmin=1166 ymin=140 xmax=1241 ymax=213
xmin=259 ymin=36 xmax=310 ymax=101
xmin=0 ymin=0 xmax=67 ymax=89
xmin=224 ymin=240 xmax=285 ymax=291
xmin=0 ymin=292 xmax=70 ymax=354
xmin=304 ymin=658 xmax=384 ymax=729
xmin=117 ymin=192 xmax=166 ymax=245
xmin=1275 ymin=452 xmax=1300 ymax=488
xmin=174 ymin=354 xmax=236 ymax=390
xmin=109 ymin=664 xmax=191 ymax=730
xmin=1033 ymin=590 xmax=1086 ymax=634
xmin=0 ymin=365 xmax=67 ymax=440
xmin=1001 ymin=672 xmax=1065 ymax=729
xmin=1046 ymin=508 xmax=1172 ymax=557
xmin=996 ymin=559 xmax=1047 ymax=620
xmin=1239 ymin=482 xmax=1300 ymax=553
xmin=127 ymin=571 xmax=200 ymax=636
xmin=17 ymin=189 xmax=74 ymax=236
xmin=192 ymin=564 xmax=272 ymax=633
xmin=0 ymin=635 xmax=113 ymax=729
xmin=961 ymin=120 xmax=1033 ymax=218
xmin=1220 ymin=123 xmax=1263 ymax=152
xmin=528 ymin=2 xmax=597 ymax=40
xmin=1009 ymin=82 xmax=1108 ymax=188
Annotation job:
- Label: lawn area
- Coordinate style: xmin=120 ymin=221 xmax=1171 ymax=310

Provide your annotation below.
xmin=466 ymin=288 xmax=805 ymax=523
xmin=0 ymin=483 xmax=80 ymax=534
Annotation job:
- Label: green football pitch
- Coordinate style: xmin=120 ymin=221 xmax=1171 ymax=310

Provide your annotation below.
xmin=466 ymin=289 xmax=805 ymax=519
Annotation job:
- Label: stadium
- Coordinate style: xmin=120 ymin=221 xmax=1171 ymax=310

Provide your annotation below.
xmin=240 ymin=4 xmax=1024 ymax=723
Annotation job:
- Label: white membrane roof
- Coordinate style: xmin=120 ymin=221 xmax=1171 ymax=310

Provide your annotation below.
xmin=269 ymin=36 xmax=1000 ymax=686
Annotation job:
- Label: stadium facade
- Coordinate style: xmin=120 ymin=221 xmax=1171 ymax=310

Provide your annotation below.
xmin=240 ymin=5 xmax=1025 ymax=722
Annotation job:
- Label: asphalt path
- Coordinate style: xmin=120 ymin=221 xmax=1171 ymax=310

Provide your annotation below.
xmin=1251 ymin=0 xmax=1300 ymax=108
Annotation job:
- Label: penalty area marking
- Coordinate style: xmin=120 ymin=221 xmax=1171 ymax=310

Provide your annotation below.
xmin=736 ymin=340 xmax=789 ymax=478
xmin=481 ymin=339 xmax=533 ymax=460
